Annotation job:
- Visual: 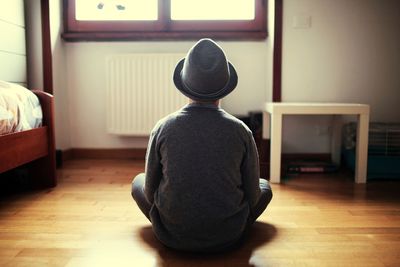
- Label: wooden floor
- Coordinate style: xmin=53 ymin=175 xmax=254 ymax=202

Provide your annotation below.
xmin=0 ymin=159 xmax=399 ymax=267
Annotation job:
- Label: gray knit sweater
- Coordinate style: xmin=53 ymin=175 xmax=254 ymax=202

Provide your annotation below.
xmin=144 ymin=102 xmax=261 ymax=251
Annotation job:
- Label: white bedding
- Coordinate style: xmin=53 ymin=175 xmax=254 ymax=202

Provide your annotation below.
xmin=0 ymin=80 xmax=43 ymax=135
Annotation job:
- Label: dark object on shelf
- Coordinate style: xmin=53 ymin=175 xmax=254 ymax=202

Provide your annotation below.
xmin=249 ymin=111 xmax=263 ymax=135
xmin=236 ymin=112 xmax=270 ymax=179
xmin=236 ymin=115 xmax=250 ymax=128
xmin=248 ymin=111 xmax=270 ymax=179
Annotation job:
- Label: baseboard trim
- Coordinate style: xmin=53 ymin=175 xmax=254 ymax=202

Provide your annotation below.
xmin=62 ymin=149 xmax=73 ymax=161
xmin=61 ymin=149 xmax=331 ymax=167
xmin=62 ymin=148 xmax=146 ymax=161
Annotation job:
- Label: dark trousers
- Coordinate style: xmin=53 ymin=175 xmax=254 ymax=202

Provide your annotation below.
xmin=131 ymin=173 xmax=273 ymax=225
xmin=131 ymin=173 xmax=272 ymax=252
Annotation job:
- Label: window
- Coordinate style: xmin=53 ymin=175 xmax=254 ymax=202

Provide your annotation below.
xmin=171 ymin=0 xmax=254 ymax=20
xmin=62 ymin=0 xmax=267 ymax=41
xmin=75 ymin=0 xmax=158 ymax=21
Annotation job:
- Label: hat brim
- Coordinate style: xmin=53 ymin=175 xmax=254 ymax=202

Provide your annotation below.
xmin=173 ymin=58 xmax=238 ymax=101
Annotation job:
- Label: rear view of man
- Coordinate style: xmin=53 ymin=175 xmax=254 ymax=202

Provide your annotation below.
xmin=131 ymin=38 xmax=273 ymax=252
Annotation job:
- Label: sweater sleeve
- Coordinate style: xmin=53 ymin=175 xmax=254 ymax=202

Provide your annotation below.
xmin=144 ymin=127 xmax=163 ymax=203
xmin=241 ymin=130 xmax=262 ymax=215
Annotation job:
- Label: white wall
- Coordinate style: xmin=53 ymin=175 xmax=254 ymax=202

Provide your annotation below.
xmin=1 ymin=0 xmax=27 ymax=86
xmin=49 ymin=0 xmax=71 ymax=150
xmin=51 ymin=0 xmax=400 ymax=152
xmin=281 ymin=0 xmax=400 ymax=153
xmin=56 ymin=0 xmax=276 ymax=150
xmin=65 ymin=41 xmax=271 ymax=148
xmin=25 ymin=0 xmax=71 ymax=150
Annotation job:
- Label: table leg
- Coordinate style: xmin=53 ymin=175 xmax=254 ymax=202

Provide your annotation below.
xmin=270 ymin=113 xmax=282 ymax=183
xmin=355 ymin=113 xmax=369 ymax=183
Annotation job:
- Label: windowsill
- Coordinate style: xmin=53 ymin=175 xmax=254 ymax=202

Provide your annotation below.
xmin=61 ymin=31 xmax=268 ymax=42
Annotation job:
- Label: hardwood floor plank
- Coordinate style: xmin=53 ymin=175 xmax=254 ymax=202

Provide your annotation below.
xmin=0 ymin=159 xmax=399 ymax=266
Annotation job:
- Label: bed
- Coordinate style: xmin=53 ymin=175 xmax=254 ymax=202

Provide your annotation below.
xmin=0 ymin=82 xmax=56 ymax=188
xmin=0 ymin=1 xmax=56 ymax=188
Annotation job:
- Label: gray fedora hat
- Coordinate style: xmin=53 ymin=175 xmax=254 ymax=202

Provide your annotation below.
xmin=173 ymin=38 xmax=238 ymax=101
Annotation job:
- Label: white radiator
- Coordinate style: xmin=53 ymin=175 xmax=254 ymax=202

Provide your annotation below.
xmin=106 ymin=54 xmax=187 ymax=136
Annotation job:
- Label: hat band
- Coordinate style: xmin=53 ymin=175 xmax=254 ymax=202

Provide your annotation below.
xmin=180 ymin=71 xmax=231 ymax=98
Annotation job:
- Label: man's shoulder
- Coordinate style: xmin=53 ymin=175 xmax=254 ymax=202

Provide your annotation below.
xmin=151 ymin=109 xmax=182 ymax=134
xmin=151 ymin=107 xmax=252 ymax=137
xmin=221 ymin=111 xmax=252 ymax=133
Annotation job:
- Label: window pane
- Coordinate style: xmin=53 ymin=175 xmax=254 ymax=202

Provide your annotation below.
xmin=75 ymin=0 xmax=158 ymax=21
xmin=171 ymin=0 xmax=255 ymax=20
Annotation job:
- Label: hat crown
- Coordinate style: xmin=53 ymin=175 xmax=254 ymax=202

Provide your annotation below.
xmin=182 ymin=39 xmax=230 ymax=95
xmin=173 ymin=38 xmax=238 ymax=101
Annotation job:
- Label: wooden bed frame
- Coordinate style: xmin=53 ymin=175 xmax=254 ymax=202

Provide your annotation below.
xmin=0 ymin=90 xmax=56 ymax=188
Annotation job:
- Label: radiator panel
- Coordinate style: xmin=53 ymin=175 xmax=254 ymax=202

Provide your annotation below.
xmin=106 ymin=54 xmax=187 ymax=136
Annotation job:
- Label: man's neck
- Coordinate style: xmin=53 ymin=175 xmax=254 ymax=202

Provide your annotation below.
xmin=189 ymin=99 xmax=220 ymax=107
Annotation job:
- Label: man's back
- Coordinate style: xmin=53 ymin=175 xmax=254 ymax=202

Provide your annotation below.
xmin=131 ymin=39 xmax=272 ymax=253
xmin=146 ymin=102 xmax=261 ymax=251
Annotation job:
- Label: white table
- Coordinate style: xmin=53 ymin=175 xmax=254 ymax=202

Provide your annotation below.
xmin=262 ymin=103 xmax=370 ymax=184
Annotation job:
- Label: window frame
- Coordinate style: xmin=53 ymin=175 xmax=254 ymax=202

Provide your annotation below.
xmin=62 ymin=0 xmax=267 ymax=41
